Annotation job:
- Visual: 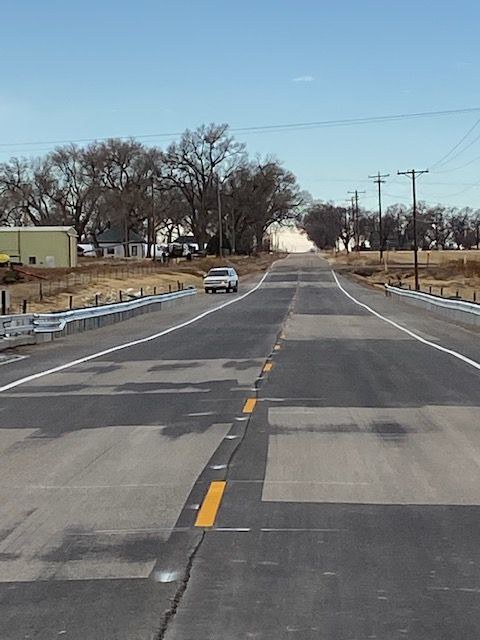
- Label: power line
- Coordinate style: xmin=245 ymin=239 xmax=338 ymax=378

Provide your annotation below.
xmin=429 ymin=117 xmax=480 ymax=170
xmin=1 ymin=106 xmax=480 ymax=150
xmin=430 ymin=178 xmax=480 ymax=200
xmin=432 ymin=151 xmax=480 ymax=174
xmin=435 ymin=129 xmax=480 ymax=168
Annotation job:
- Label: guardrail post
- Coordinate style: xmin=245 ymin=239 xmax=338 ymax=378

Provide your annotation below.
xmin=474 ymin=292 xmax=477 ymax=303
xmin=22 ymin=299 xmax=27 ymax=314
xmin=39 ymin=282 xmax=43 ymax=301
xmin=140 ymin=287 xmax=143 ymax=297
xmin=119 ymin=290 xmax=123 ymax=302
xmin=169 ymin=284 xmax=172 ymax=293
xmin=95 ymin=294 xmax=99 ymax=307
xmin=429 ymin=286 xmax=432 ymax=294
xmin=177 ymin=281 xmax=180 ymax=291
xmin=153 ymin=286 xmax=157 ymax=295
xmin=440 ymin=286 xmax=444 ymax=297
xmin=70 ymin=295 xmax=74 ymax=310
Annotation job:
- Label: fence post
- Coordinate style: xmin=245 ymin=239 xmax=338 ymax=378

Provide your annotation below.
xmin=1 ymin=290 xmax=7 ymax=315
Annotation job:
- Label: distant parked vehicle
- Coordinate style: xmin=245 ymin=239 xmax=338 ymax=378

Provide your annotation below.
xmin=204 ymin=267 xmax=238 ymax=293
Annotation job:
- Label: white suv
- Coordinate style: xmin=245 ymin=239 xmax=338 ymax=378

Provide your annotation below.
xmin=204 ymin=267 xmax=239 ymax=293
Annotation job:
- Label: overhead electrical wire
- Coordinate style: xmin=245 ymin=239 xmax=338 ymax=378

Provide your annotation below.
xmin=432 ymin=152 xmax=480 ymax=174
xmin=1 ymin=105 xmax=480 ymax=151
xmin=429 ymin=116 xmax=480 ymax=170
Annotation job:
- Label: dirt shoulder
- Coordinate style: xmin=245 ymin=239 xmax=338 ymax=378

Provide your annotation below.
xmin=323 ymin=249 xmax=480 ymax=302
xmin=3 ymin=253 xmax=285 ymax=313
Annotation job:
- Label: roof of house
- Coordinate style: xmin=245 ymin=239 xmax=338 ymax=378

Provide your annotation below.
xmin=97 ymin=227 xmax=145 ymax=244
xmin=172 ymin=235 xmax=198 ymax=244
xmin=0 ymin=226 xmax=77 ymax=235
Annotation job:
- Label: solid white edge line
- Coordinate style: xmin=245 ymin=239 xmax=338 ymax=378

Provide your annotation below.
xmin=0 ymin=271 xmax=270 ymax=393
xmin=332 ymin=270 xmax=480 ymax=372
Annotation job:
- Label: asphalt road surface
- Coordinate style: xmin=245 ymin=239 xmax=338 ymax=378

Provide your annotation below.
xmin=0 ymin=254 xmax=479 ymax=640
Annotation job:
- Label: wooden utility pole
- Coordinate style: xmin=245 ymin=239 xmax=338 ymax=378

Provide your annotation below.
xmin=348 ymin=189 xmax=365 ymax=251
xmin=150 ymin=176 xmax=156 ymax=261
xmin=217 ymin=182 xmax=223 ymax=258
xmin=397 ymin=168 xmax=429 ymax=291
xmin=368 ymin=172 xmax=389 ymax=261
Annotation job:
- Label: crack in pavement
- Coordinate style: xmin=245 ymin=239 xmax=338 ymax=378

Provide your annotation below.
xmin=153 ymin=270 xmax=299 ymax=640
xmin=155 ymin=531 xmax=205 ymax=640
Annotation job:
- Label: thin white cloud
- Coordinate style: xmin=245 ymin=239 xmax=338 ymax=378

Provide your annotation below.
xmin=292 ymin=75 xmax=314 ymax=83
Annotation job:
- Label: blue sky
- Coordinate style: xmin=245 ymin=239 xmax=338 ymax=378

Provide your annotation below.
xmin=1 ymin=0 xmax=480 ymax=209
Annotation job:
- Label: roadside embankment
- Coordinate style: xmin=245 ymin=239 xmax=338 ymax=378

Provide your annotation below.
xmin=3 ymin=253 xmax=285 ymax=313
xmin=323 ymin=249 xmax=480 ymax=302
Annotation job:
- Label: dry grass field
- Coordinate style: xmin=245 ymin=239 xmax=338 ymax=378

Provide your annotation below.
xmin=3 ymin=253 xmax=284 ymax=313
xmin=324 ymin=249 xmax=480 ymax=302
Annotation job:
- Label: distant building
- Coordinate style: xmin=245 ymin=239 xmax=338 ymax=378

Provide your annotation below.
xmin=169 ymin=235 xmax=201 ymax=256
xmin=96 ymin=226 xmax=146 ymax=258
xmin=172 ymin=235 xmax=200 ymax=250
xmin=0 ymin=226 xmax=78 ymax=268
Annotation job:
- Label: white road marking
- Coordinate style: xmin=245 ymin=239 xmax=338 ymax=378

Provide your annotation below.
xmin=0 ymin=354 xmax=28 ymax=366
xmin=188 ymin=411 xmax=215 ymax=416
xmin=332 ymin=271 xmax=480 ymax=372
xmin=74 ymin=527 xmax=192 ymax=535
xmin=260 ymin=528 xmax=344 ymax=532
xmin=0 ymin=272 xmax=269 ymax=393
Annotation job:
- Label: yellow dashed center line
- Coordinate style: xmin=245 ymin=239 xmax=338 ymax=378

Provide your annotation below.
xmin=195 ymin=481 xmax=227 ymax=527
xmin=263 ymin=362 xmax=273 ymax=373
xmin=243 ymin=398 xmax=257 ymax=413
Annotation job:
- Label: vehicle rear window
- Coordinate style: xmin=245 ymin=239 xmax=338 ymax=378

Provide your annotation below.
xmin=208 ymin=269 xmax=229 ymax=276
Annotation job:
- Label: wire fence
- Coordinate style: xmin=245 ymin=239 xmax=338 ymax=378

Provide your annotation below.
xmin=6 ymin=261 xmax=189 ymax=313
xmin=388 ymin=280 xmax=479 ymax=305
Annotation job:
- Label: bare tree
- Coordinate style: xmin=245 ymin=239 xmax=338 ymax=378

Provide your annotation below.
xmin=0 ymin=157 xmax=56 ymax=226
xmin=245 ymin=160 xmax=303 ymax=248
xmin=163 ymin=123 xmax=245 ymax=249
xmin=449 ymin=208 xmax=471 ymax=249
xmin=95 ymin=139 xmax=160 ymax=255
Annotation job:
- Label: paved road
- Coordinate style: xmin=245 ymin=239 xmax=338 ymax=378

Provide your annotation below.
xmin=0 ymin=254 xmax=479 ymax=639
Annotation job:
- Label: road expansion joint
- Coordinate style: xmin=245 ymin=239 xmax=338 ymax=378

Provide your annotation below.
xmin=153 ymin=270 xmax=299 ymax=637
xmin=155 ymin=530 xmax=205 ymax=640
xmin=216 ymin=281 xmax=299 ymax=491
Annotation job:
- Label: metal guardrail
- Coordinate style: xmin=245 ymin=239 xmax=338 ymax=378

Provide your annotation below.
xmin=385 ymin=284 xmax=480 ymax=318
xmin=0 ymin=288 xmax=196 ymax=336
xmin=0 ymin=313 xmax=35 ymax=337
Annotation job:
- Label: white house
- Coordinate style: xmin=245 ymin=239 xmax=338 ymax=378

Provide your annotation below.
xmin=96 ymin=226 xmax=146 ymax=258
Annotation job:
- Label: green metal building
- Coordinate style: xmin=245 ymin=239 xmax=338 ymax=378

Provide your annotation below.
xmin=0 ymin=226 xmax=78 ymax=268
